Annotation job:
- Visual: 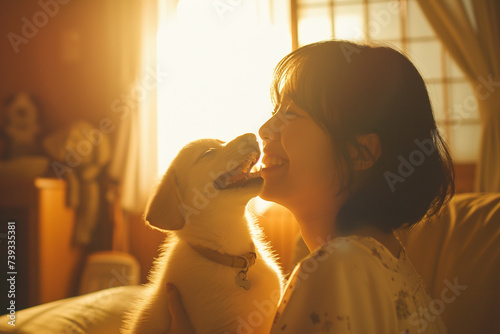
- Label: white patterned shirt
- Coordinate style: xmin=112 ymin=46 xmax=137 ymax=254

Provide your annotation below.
xmin=271 ymin=236 xmax=447 ymax=333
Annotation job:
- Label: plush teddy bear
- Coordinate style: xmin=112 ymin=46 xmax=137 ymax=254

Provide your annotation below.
xmin=2 ymin=92 xmax=43 ymax=159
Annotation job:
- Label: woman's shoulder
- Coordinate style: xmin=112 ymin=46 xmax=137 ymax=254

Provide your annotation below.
xmin=273 ymin=236 xmax=412 ymax=332
xmin=294 ymin=235 xmax=409 ymax=282
xmin=274 ymin=237 xmax=444 ymax=334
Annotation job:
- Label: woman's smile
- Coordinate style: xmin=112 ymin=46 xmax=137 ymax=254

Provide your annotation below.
xmin=261 ymin=152 xmax=288 ymax=170
xmin=258 ymin=98 xmax=340 ymax=209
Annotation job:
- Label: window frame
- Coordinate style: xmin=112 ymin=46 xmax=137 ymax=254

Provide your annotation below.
xmin=290 ymin=0 xmax=481 ymax=164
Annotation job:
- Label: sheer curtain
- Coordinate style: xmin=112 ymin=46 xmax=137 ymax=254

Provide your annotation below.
xmin=107 ymin=0 xmax=159 ymax=214
xmin=416 ymin=0 xmax=500 ymax=191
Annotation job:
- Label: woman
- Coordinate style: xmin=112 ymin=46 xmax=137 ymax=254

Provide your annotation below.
xmin=167 ymin=39 xmax=454 ymax=333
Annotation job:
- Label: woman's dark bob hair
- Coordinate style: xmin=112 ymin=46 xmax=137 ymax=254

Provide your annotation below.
xmin=271 ymin=40 xmax=455 ymax=233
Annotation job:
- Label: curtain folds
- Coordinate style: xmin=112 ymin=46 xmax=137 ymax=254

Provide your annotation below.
xmin=107 ymin=0 xmax=291 ymax=214
xmin=416 ymin=0 xmax=500 ymax=191
xmin=107 ymin=0 xmax=159 ymax=214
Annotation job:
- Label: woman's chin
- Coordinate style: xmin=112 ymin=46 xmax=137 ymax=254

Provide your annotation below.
xmin=258 ymin=187 xmax=273 ymax=202
xmin=259 ymin=184 xmax=287 ymax=207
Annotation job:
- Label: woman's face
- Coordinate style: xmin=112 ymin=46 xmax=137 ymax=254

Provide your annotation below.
xmin=258 ymin=97 xmax=343 ymax=209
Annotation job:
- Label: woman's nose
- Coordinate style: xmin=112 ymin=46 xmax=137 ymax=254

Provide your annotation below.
xmin=259 ymin=114 xmax=282 ymax=143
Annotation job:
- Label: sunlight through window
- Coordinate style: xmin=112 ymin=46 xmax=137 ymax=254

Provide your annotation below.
xmin=298 ymin=17 xmax=332 ymax=45
xmin=334 ymin=14 xmax=363 ymax=40
xmin=156 ymin=0 xmax=290 ymax=175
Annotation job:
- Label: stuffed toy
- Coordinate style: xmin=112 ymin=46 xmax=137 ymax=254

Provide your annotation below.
xmin=0 ymin=93 xmax=49 ymax=178
xmin=2 ymin=92 xmax=43 ymax=159
xmin=43 ymin=120 xmax=111 ymax=246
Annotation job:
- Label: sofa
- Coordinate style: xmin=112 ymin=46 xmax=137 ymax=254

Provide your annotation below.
xmin=1 ymin=193 xmax=498 ymax=333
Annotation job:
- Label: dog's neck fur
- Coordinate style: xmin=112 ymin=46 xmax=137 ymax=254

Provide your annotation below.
xmin=177 ymin=202 xmax=255 ymax=256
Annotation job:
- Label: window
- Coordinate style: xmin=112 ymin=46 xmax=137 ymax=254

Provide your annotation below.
xmin=156 ymin=0 xmax=290 ymax=174
xmin=293 ymin=0 xmax=480 ymax=163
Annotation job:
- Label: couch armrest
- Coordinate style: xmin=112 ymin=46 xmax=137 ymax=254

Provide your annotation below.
xmin=397 ymin=192 xmax=500 ymax=334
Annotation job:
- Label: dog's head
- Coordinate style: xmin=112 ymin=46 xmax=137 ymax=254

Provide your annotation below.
xmin=145 ymin=133 xmax=264 ymax=231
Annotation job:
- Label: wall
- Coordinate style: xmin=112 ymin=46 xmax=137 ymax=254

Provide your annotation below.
xmin=0 ymin=0 xmax=132 ymax=299
xmin=0 ymin=0 xmax=120 ymax=134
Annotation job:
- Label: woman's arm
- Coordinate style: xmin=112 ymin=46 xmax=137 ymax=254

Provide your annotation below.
xmin=165 ymin=283 xmax=196 ymax=334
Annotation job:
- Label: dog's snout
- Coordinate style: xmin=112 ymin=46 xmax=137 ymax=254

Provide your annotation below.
xmin=232 ymin=133 xmax=260 ymax=154
xmin=236 ymin=133 xmax=257 ymax=144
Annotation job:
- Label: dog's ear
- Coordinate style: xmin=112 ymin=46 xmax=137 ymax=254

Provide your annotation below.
xmin=145 ymin=167 xmax=186 ymax=231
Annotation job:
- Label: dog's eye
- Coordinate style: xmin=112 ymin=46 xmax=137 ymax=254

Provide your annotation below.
xmin=197 ymin=148 xmax=216 ymax=161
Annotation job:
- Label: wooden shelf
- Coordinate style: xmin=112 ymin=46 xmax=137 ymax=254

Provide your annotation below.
xmin=0 ymin=178 xmax=82 ymax=310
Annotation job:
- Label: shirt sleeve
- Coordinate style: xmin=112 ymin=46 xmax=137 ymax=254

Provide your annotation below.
xmin=271 ymin=240 xmax=399 ymax=334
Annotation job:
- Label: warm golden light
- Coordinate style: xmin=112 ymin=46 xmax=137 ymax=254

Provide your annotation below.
xmin=334 ymin=14 xmax=364 ymax=40
xmin=156 ymin=0 xmax=290 ymax=175
xmin=298 ymin=17 xmax=332 ymax=45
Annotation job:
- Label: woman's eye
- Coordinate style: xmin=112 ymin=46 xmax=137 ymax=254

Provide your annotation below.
xmin=283 ymin=110 xmax=298 ymax=120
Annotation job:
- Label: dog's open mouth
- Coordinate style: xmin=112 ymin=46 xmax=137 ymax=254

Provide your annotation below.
xmin=214 ymin=151 xmax=263 ymax=190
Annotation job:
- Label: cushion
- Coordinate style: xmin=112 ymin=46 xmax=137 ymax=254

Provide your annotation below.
xmin=0 ymin=285 xmax=143 ymax=334
xmin=397 ymin=192 xmax=500 ymax=334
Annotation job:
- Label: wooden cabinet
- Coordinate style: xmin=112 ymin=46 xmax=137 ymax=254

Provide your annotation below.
xmin=0 ymin=178 xmax=82 ymax=310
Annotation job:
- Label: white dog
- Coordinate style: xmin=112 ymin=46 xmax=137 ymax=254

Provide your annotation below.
xmin=122 ymin=133 xmax=283 ymax=334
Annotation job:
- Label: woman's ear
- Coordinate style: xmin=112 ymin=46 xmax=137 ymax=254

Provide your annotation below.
xmin=145 ymin=167 xmax=186 ymax=231
xmin=350 ymin=133 xmax=382 ymax=171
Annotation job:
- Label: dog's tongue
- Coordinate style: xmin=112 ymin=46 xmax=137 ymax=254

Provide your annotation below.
xmin=213 ymin=150 xmax=262 ymax=190
xmin=214 ymin=165 xmax=262 ymax=190
xmin=229 ymin=173 xmax=247 ymax=183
